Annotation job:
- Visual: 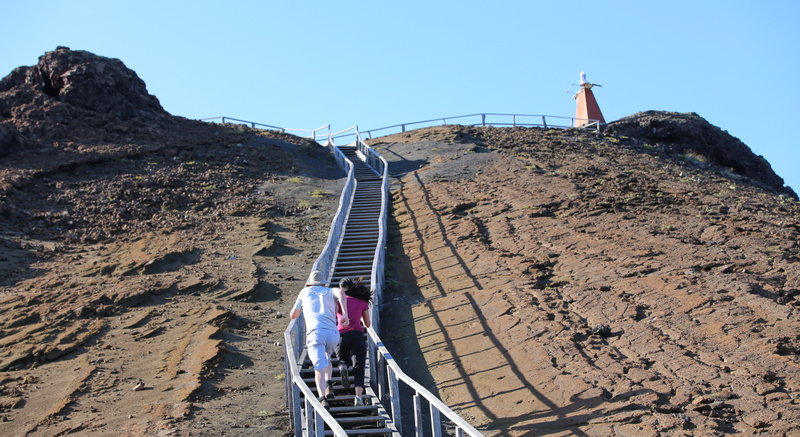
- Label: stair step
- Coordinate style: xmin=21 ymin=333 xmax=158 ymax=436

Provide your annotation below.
xmin=334 ymin=416 xmax=386 ymax=424
xmin=334 ymin=260 xmax=374 ymax=265
xmin=342 ymin=231 xmax=378 ymax=236
xmin=342 ymin=238 xmax=378 ymax=244
xmin=333 ymin=270 xmax=372 ymax=276
xmin=336 ymin=253 xmax=374 ymax=258
xmin=302 ymin=376 xmax=353 ymax=385
xmin=329 ymin=405 xmax=379 ymax=414
xmin=323 ymin=429 xmax=393 ymax=436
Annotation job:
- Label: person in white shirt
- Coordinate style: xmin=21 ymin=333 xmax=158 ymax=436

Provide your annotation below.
xmin=290 ymin=271 xmax=349 ymax=409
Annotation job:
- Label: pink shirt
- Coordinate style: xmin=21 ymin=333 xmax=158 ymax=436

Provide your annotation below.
xmin=337 ymin=296 xmax=369 ymax=333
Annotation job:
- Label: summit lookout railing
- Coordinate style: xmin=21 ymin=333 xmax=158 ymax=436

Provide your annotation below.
xmin=200 ymin=112 xmax=602 ymax=145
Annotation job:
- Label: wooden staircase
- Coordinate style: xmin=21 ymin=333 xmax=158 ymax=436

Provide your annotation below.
xmin=300 ymin=357 xmax=394 ymax=436
xmin=295 ymin=145 xmax=396 ymax=436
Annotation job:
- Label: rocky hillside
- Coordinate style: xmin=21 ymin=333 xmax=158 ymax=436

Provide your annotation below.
xmin=0 ymin=48 xmax=343 ymax=435
xmin=605 ymin=110 xmax=796 ymax=199
xmin=373 ymin=124 xmax=799 ymax=436
xmin=1 ymin=47 xmax=797 ymax=436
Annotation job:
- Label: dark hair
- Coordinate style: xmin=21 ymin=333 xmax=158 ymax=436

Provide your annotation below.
xmin=339 ymin=277 xmax=372 ymax=303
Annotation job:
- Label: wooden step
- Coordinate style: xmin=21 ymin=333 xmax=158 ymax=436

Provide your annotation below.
xmin=323 ymin=429 xmax=393 ymax=436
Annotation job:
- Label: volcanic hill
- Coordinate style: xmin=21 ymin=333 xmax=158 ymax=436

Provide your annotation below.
xmin=373 ymin=124 xmax=798 ymax=436
xmin=1 ymin=47 xmax=798 ymax=436
xmin=0 ymin=47 xmax=345 ymax=435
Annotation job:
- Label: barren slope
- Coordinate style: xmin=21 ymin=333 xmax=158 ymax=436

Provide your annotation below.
xmin=0 ymin=48 xmax=345 ymax=436
xmin=374 ymin=125 xmax=799 ymax=436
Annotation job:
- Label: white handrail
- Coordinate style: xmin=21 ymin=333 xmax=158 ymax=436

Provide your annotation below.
xmin=284 ymin=318 xmax=349 ymax=437
xmin=351 ymin=130 xmax=482 ymax=436
xmin=347 ymin=112 xmax=601 ymax=140
xmin=199 ymin=116 xmax=331 ymax=141
xmin=283 ymin=138 xmax=354 ymax=437
xmin=366 ymin=327 xmax=483 ymax=436
xmin=200 ymin=112 xmax=600 ymax=145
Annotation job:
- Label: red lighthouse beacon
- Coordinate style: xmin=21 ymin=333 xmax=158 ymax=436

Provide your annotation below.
xmin=573 ymin=72 xmax=605 ymax=127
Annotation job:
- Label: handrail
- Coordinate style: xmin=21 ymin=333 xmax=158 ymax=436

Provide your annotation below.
xmin=199 ymin=116 xmax=331 ymax=141
xmin=199 ymin=112 xmax=600 ymax=146
xmin=284 ymin=318 xmax=349 ymax=437
xmin=352 ymin=129 xmax=481 ymax=436
xmin=311 ymin=146 xmax=355 ymax=283
xmin=366 ymin=327 xmax=483 ymax=437
xmin=283 ymin=137 xmax=353 ymax=437
xmin=342 ymin=112 xmax=601 ymax=141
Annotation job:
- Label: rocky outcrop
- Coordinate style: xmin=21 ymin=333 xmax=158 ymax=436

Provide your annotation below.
xmin=605 ymin=111 xmax=796 ymax=198
xmin=0 ymin=47 xmax=172 ymax=152
xmin=0 ymin=46 xmax=166 ymax=120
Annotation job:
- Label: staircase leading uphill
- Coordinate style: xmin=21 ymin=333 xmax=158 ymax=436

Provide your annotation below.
xmin=331 ymin=146 xmax=383 ymax=288
xmin=293 ymin=145 xmax=396 ymax=436
xmin=284 ymin=136 xmax=482 ymax=437
xmin=300 ymin=356 xmax=394 ymax=436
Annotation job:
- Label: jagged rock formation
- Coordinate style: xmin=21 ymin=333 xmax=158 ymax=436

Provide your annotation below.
xmin=605 ymin=111 xmax=796 ymax=198
xmin=0 ymin=46 xmax=176 ymax=156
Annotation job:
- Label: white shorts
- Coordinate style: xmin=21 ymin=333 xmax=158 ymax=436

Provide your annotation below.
xmin=306 ymin=329 xmax=340 ymax=370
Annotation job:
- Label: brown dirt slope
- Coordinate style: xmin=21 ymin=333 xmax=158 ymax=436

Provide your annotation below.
xmin=0 ymin=48 xmax=344 ymax=435
xmin=372 ymin=125 xmax=799 ymax=436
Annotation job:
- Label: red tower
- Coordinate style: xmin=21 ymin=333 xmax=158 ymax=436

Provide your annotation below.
xmin=574 ymin=72 xmax=605 ymax=127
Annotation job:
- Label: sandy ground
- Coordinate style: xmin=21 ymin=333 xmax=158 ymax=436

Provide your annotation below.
xmin=373 ymin=126 xmax=799 ymax=436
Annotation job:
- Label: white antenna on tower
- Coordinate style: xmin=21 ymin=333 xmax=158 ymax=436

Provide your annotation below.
xmin=566 ymin=71 xmax=603 ymax=95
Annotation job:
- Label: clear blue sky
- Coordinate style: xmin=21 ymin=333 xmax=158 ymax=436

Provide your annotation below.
xmin=2 ymin=1 xmax=798 ymax=193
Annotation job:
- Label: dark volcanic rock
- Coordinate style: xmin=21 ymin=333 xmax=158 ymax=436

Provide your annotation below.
xmin=0 ymin=46 xmax=166 ymax=120
xmin=605 ymin=111 xmax=796 ymax=198
xmin=0 ymin=123 xmax=19 ymax=156
xmin=0 ymin=47 xmax=176 ymax=150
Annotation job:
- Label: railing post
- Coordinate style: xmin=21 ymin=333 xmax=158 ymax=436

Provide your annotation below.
xmin=512 ymin=115 xmax=516 ymax=127
xmin=542 ymin=116 xmax=548 ymax=129
xmin=305 ymin=397 xmax=313 ymax=435
xmin=430 ymin=404 xmax=443 ymax=437
xmin=414 ymin=393 xmax=424 ymax=437
xmin=315 ymin=408 xmax=325 ymax=437
xmin=377 ymin=354 xmax=385 ymax=401
xmin=388 ymin=367 xmax=402 ymax=433
xmin=368 ymin=337 xmax=378 ymax=394
xmin=251 ymin=122 xmax=256 ymax=128
xmin=292 ymin=383 xmax=302 ymax=437
xmin=456 ymin=427 xmax=464 ymax=437
xmin=401 ymin=124 xmax=406 ymax=133
xmin=481 ymin=114 xmax=486 ymax=126
xmin=221 ymin=117 xmax=226 ymax=124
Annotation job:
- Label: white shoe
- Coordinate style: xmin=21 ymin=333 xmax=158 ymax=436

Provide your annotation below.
xmin=354 ymin=395 xmax=364 ymax=406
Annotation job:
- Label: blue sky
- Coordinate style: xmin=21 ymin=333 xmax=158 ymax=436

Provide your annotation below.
xmin=2 ymin=1 xmax=798 ymax=193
